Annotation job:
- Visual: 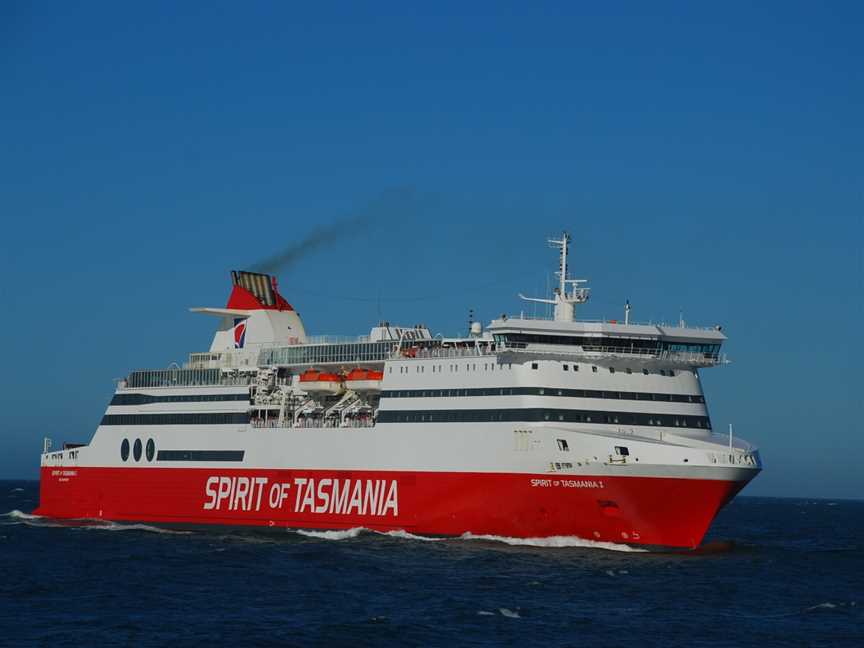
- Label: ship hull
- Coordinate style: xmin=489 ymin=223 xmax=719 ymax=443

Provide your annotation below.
xmin=35 ymin=465 xmax=749 ymax=548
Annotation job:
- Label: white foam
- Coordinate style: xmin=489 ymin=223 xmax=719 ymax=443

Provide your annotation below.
xmin=459 ymin=532 xmax=647 ymax=552
xmin=804 ymin=602 xmax=838 ymax=611
xmin=498 ymin=608 xmax=521 ymax=618
xmin=82 ymin=521 xmax=190 ymax=535
xmin=9 ymin=488 xmax=24 ymax=493
xmin=3 ymin=509 xmax=41 ymax=520
xmin=378 ymin=529 xmax=444 ymax=542
xmin=296 ymin=527 xmax=366 ymax=540
xmin=477 ymin=610 xmax=495 ymax=616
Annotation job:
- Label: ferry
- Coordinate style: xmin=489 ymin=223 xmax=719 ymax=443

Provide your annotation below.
xmin=36 ymin=233 xmax=761 ymax=548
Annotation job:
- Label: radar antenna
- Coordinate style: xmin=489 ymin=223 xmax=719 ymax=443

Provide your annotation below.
xmin=519 ymin=231 xmax=589 ymax=322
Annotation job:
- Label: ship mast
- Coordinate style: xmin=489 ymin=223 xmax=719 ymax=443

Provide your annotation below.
xmin=519 ymin=231 xmax=590 ymax=322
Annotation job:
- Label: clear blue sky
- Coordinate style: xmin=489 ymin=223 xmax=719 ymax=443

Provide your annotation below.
xmin=1 ymin=2 xmax=861 ymax=498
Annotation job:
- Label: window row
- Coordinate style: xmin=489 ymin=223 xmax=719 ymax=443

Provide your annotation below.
xmin=156 ymin=450 xmax=245 ymax=462
xmin=381 ymin=387 xmax=704 ymax=403
xmin=111 ymin=393 xmax=249 ymax=406
xmin=102 ymin=413 xmax=250 ymax=426
xmin=377 ymin=408 xmax=711 ymax=429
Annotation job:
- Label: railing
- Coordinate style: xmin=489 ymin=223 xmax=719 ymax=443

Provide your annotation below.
xmin=251 ymin=418 xmax=376 ymax=429
xmin=121 ymin=368 xmax=257 ymax=389
xmin=397 ymin=346 xmax=496 ymax=360
xmin=494 ymin=342 xmax=724 ymax=365
xmin=305 ymin=334 xmax=372 ymax=345
xmin=494 ymin=315 xmax=720 ymax=331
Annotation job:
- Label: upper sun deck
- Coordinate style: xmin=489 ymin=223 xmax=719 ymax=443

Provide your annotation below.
xmin=487 ymin=316 xmax=725 ymax=367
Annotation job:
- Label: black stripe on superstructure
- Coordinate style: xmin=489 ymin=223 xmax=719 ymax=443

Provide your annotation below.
xmin=381 ymin=387 xmax=705 ymax=404
xmin=100 ymin=413 xmax=249 ymax=426
xmin=111 ymin=393 xmax=249 ymax=405
xmin=157 ymin=450 xmax=245 ymax=462
xmin=377 ymin=408 xmax=711 ymax=429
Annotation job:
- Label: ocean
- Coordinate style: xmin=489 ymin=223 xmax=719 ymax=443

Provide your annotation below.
xmin=1 ymin=481 xmax=861 ymax=647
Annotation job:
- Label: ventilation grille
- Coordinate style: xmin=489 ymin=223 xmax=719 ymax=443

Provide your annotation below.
xmin=231 ymin=270 xmax=276 ymax=306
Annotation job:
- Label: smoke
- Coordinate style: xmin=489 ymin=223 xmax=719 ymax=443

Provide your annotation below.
xmin=248 ymin=187 xmax=416 ymax=276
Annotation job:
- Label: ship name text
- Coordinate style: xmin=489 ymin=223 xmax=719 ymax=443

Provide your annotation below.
xmin=202 ymin=476 xmax=399 ymax=517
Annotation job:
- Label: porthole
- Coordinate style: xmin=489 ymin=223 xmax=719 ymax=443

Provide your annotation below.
xmin=133 ymin=438 xmax=143 ymax=462
xmin=146 ymin=438 xmax=155 ymax=461
xmin=120 ymin=438 xmax=130 ymax=462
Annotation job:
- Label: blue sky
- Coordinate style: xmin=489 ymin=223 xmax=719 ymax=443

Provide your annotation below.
xmin=1 ymin=2 xmax=861 ymax=498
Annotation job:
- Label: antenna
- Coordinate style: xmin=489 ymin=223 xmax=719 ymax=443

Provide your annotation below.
xmin=519 ymin=231 xmax=590 ymax=321
xmin=625 ymin=300 xmax=631 ymax=325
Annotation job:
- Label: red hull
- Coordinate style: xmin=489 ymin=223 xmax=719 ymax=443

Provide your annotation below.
xmin=35 ymin=466 xmax=746 ymax=548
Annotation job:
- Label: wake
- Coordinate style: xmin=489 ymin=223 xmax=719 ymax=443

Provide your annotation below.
xmin=1 ymin=510 xmax=188 ymax=534
xmin=293 ymin=526 xmax=642 ymax=551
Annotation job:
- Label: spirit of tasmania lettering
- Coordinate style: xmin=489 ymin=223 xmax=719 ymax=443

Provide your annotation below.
xmin=203 ymin=475 xmax=399 ymax=517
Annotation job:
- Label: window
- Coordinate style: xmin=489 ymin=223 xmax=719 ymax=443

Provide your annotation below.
xmin=642 ymin=369 xmax=649 ymax=375
xmin=592 ymin=366 xmax=598 ymax=373
xmin=133 ymin=438 xmax=143 ymax=461
xmin=609 ymin=367 xmax=615 ymax=374
xmin=626 ymin=368 xmax=632 ymax=374
xmin=531 ymin=363 xmax=538 ymax=370
xmin=120 ymin=439 xmax=130 ymax=462
xmin=614 ymin=446 xmax=630 ymax=456
xmin=557 ymin=439 xmax=570 ymax=452
xmin=563 ymin=364 xmax=569 ymax=371
xmin=146 ymin=438 xmax=155 ymax=461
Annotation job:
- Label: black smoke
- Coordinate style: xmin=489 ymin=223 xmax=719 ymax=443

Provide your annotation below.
xmin=248 ymin=187 xmax=416 ymax=276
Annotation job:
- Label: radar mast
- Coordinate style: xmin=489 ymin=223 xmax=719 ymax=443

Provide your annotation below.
xmin=519 ymin=231 xmax=590 ymax=321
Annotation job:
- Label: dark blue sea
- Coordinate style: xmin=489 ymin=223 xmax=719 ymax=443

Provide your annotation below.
xmin=1 ymin=481 xmax=861 ymax=647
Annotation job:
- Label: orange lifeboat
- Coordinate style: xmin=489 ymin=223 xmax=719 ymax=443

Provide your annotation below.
xmin=298 ymin=369 xmax=345 ymax=395
xmin=344 ymin=367 xmax=384 ymax=393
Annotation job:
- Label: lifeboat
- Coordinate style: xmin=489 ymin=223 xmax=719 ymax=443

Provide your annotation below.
xmin=344 ymin=367 xmax=384 ymax=393
xmin=298 ymin=369 xmax=344 ymax=395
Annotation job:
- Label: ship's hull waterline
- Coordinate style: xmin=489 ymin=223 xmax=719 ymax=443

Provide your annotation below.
xmin=36 ymin=465 xmax=749 ymax=548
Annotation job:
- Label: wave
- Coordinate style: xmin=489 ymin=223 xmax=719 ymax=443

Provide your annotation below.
xmin=9 ymin=488 xmax=24 ymax=493
xmin=459 ymin=532 xmax=647 ymax=552
xmin=379 ymin=529 xmax=444 ymax=542
xmin=295 ymin=527 xmax=366 ymax=540
xmin=294 ymin=527 xmax=443 ymax=542
xmin=1 ymin=511 xmax=188 ymax=534
xmin=4 ymin=509 xmax=41 ymax=520
xmin=292 ymin=526 xmax=643 ymax=552
xmin=2 ymin=512 xmax=644 ymax=552
xmin=80 ymin=521 xmax=190 ymax=535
